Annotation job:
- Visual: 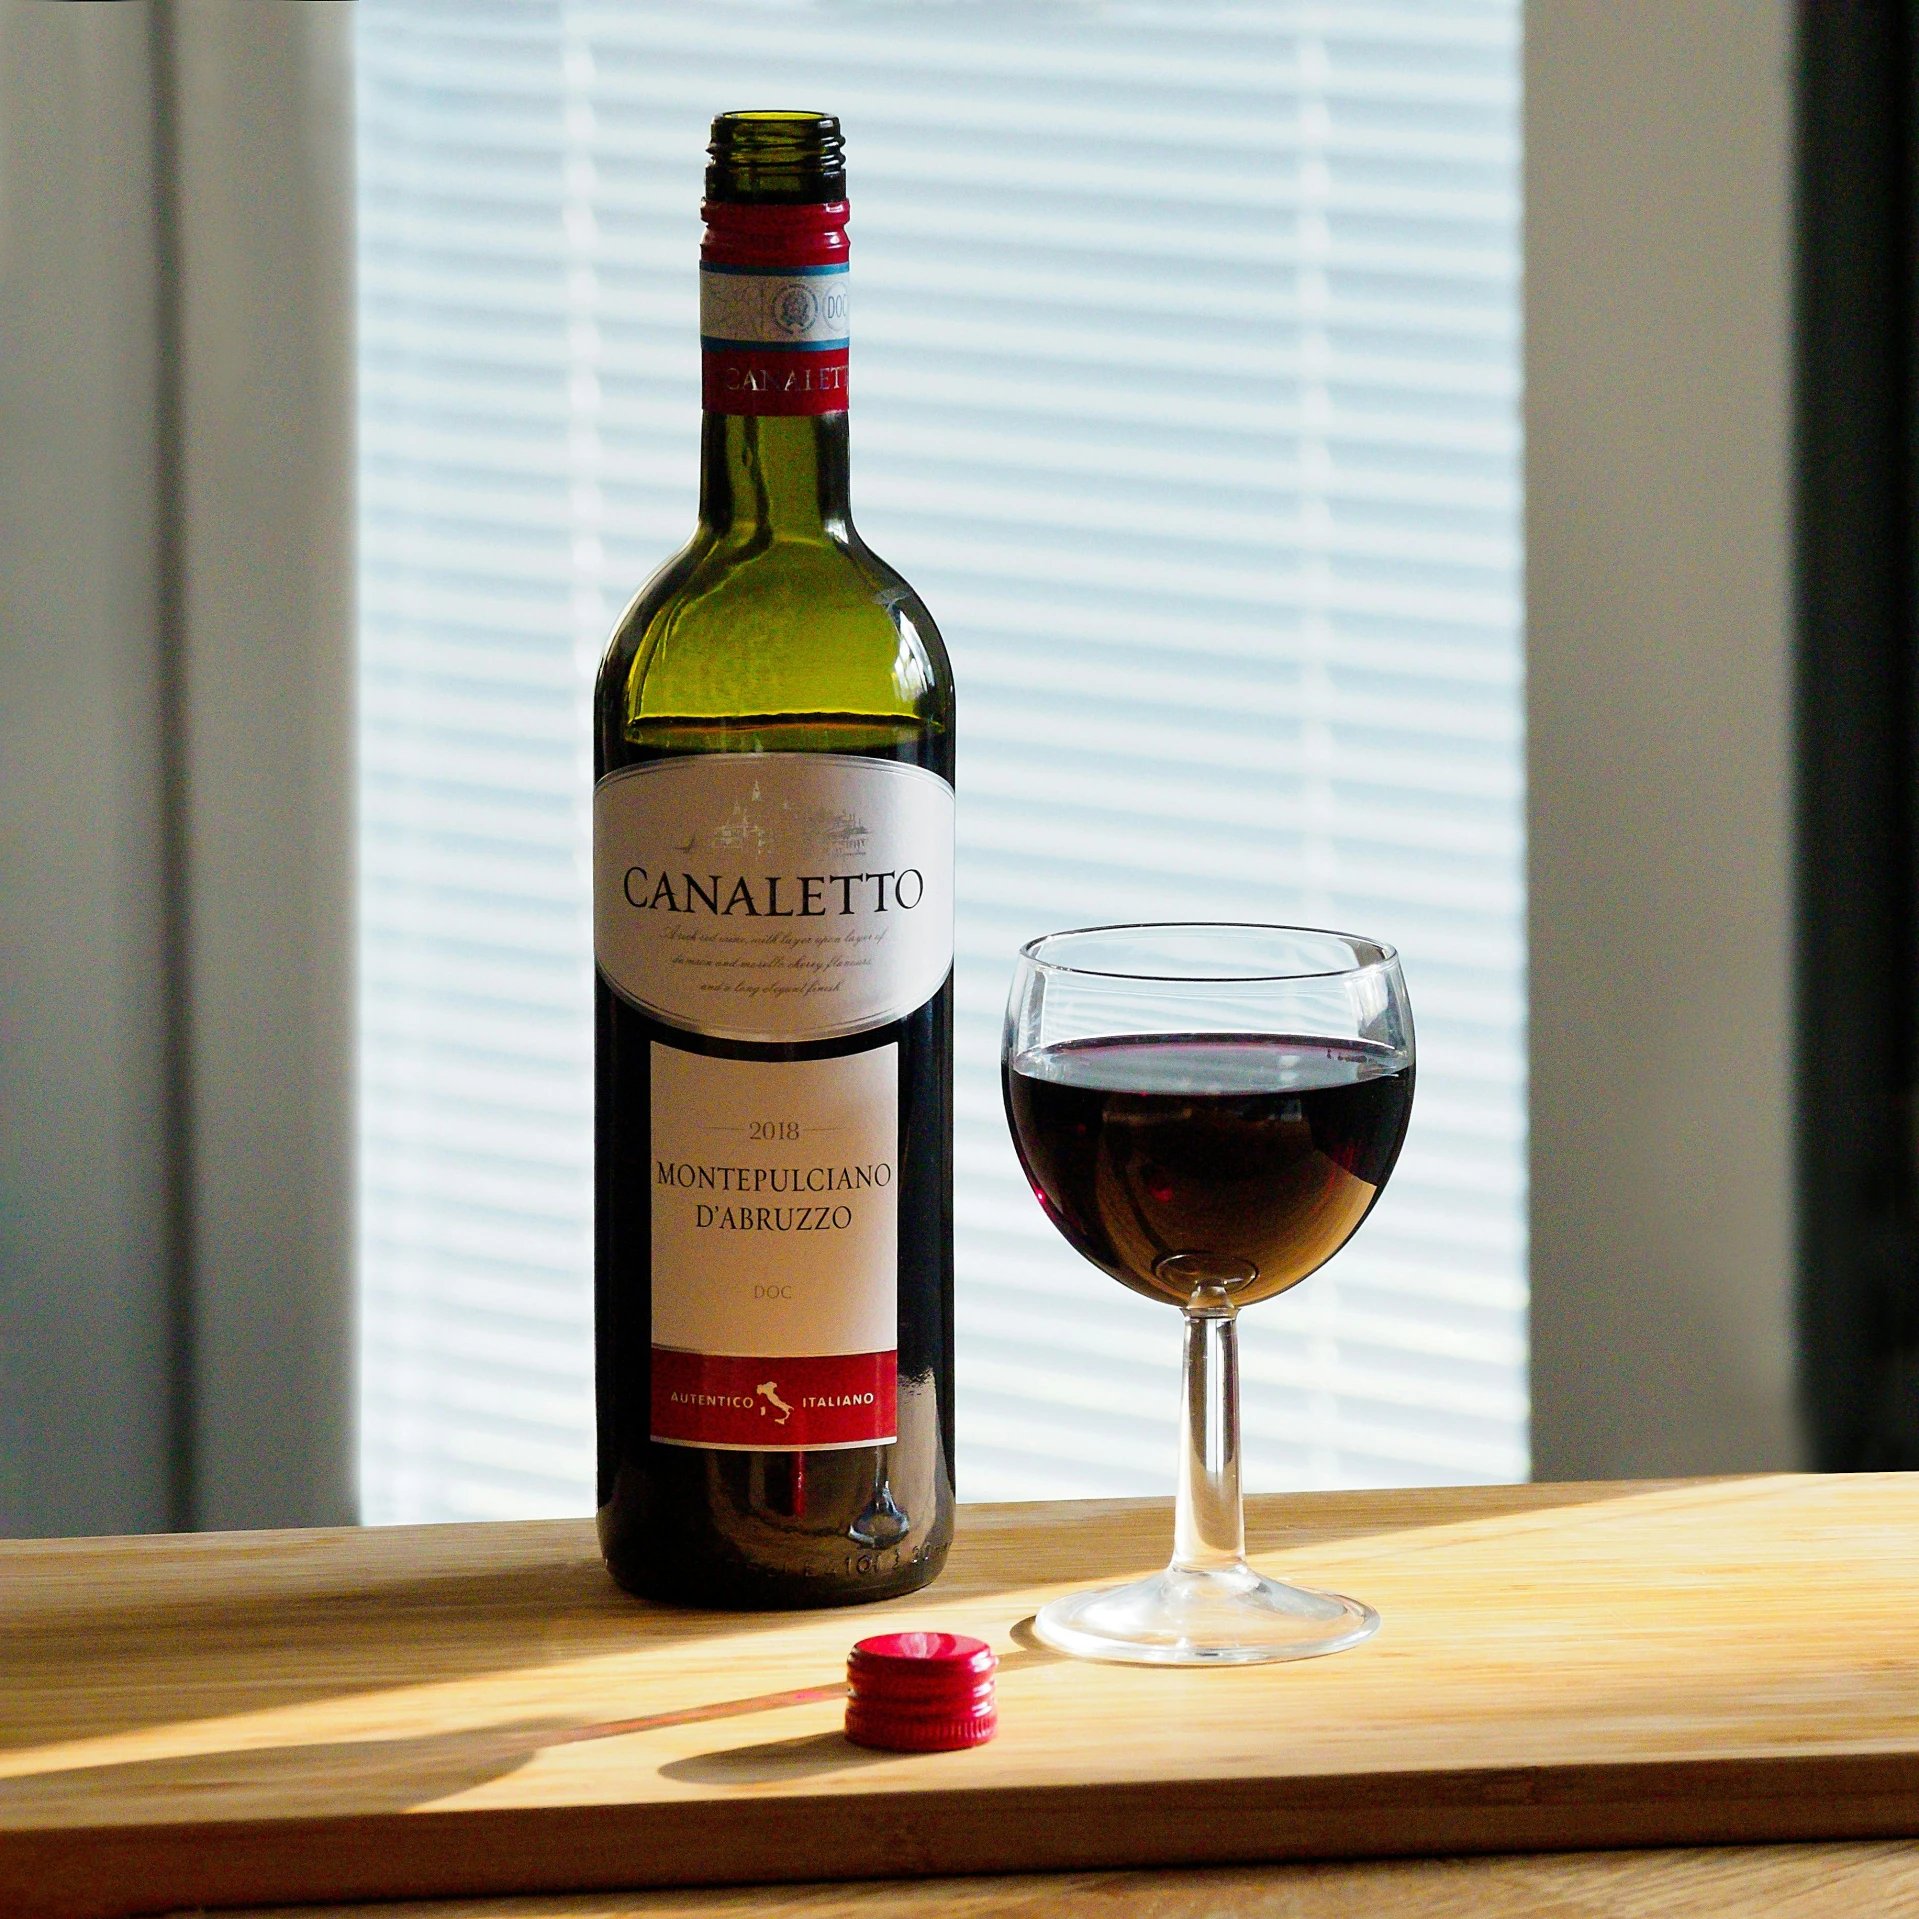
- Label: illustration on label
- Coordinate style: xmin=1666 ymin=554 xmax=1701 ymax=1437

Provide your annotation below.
xmin=595 ymin=753 xmax=954 ymax=1043
xmin=650 ymin=1350 xmax=896 ymax=1453
xmin=649 ymin=1043 xmax=898 ymax=1451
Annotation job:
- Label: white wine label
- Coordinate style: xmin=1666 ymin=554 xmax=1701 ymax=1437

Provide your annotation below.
xmin=649 ymin=1042 xmax=897 ymax=1451
xmin=595 ymin=753 xmax=954 ymax=1043
xmin=700 ymin=261 xmax=849 ymax=349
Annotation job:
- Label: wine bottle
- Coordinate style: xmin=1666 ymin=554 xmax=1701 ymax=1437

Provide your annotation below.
xmin=592 ymin=112 xmax=956 ymax=1609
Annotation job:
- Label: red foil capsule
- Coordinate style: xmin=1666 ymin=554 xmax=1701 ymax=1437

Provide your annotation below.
xmin=700 ymin=199 xmax=850 ymax=417
xmin=844 ymin=1631 xmax=998 ymax=1752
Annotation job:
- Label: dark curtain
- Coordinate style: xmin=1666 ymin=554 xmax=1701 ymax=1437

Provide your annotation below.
xmin=1796 ymin=1 xmax=1919 ymax=1465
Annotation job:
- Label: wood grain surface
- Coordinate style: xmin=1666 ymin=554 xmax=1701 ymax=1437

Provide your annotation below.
xmin=220 ymin=1843 xmax=1919 ymax=1919
xmin=10 ymin=1478 xmax=1919 ymax=1918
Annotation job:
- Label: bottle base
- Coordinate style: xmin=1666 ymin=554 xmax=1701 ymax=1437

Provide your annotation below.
xmin=596 ymin=1411 xmax=954 ymax=1611
xmin=600 ymin=1535 xmax=951 ymax=1612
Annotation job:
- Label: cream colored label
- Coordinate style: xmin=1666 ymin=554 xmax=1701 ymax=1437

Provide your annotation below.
xmin=595 ymin=753 xmax=954 ymax=1043
xmin=700 ymin=264 xmax=849 ymax=346
xmin=650 ymin=1042 xmax=898 ymax=1359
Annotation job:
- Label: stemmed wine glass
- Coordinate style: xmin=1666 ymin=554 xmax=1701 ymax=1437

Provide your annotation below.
xmin=1002 ymin=923 xmax=1415 ymax=1665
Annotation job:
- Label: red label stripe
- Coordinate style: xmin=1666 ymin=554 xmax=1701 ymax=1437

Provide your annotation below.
xmin=651 ymin=1346 xmax=896 ymax=1449
xmin=701 ymin=202 xmax=851 ymax=416
xmin=702 ymin=344 xmax=848 ymax=416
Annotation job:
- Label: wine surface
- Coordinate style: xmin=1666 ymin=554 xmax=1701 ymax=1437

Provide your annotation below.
xmin=1004 ymin=1034 xmax=1413 ymax=1309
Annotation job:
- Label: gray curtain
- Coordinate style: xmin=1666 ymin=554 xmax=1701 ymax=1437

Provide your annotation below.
xmin=0 ymin=0 xmax=355 ymax=1535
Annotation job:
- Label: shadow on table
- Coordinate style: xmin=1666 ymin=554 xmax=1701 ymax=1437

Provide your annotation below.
xmin=0 ymin=1643 xmax=1076 ymax=1815
xmin=0 ymin=1722 xmax=570 ymax=1825
xmin=0 ymin=1479 xmax=1765 ymax=1760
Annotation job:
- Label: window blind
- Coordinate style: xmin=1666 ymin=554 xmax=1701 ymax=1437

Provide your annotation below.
xmin=356 ymin=0 xmax=1524 ymax=1521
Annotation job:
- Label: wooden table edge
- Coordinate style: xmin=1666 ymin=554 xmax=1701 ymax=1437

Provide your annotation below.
xmin=13 ymin=1749 xmax=1919 ymax=1919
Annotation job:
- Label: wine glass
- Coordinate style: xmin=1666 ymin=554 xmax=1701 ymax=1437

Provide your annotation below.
xmin=1002 ymin=923 xmax=1415 ymax=1665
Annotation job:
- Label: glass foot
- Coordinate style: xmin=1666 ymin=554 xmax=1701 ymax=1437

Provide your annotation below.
xmin=1033 ymin=1562 xmax=1379 ymax=1666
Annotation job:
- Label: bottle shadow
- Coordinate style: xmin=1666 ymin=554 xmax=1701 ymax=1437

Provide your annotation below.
xmin=0 ymin=1642 xmax=1083 ymax=1822
xmin=0 ymin=1721 xmax=571 ymax=1825
xmin=0 ymin=1680 xmax=863 ymax=1820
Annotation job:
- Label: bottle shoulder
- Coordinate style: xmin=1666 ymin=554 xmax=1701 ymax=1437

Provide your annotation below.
xmin=596 ymin=526 xmax=952 ymax=756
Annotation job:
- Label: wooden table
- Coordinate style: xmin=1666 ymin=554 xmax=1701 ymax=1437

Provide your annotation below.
xmin=217 ymin=1844 xmax=1919 ymax=1917
xmin=11 ymin=1477 xmax=1919 ymax=1918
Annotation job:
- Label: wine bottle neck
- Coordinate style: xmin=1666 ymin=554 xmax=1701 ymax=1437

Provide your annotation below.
xmin=699 ymin=411 xmax=852 ymax=543
xmin=698 ymin=192 xmax=851 ymax=533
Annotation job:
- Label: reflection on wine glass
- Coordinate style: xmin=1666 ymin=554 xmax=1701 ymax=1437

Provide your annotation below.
xmin=1002 ymin=923 xmax=1415 ymax=1665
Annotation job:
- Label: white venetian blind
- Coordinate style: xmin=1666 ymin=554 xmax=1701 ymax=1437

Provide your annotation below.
xmin=356 ymin=0 xmax=1525 ymax=1521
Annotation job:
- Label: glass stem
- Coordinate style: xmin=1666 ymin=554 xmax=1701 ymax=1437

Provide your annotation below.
xmin=1172 ymin=1289 xmax=1246 ymax=1576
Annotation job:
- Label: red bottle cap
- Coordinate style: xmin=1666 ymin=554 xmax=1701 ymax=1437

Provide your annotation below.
xmin=844 ymin=1631 xmax=998 ymax=1752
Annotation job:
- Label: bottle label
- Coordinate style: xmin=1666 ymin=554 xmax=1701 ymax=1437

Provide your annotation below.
xmin=594 ymin=753 xmax=954 ymax=1044
xmin=649 ymin=1041 xmax=898 ymax=1450
xmin=700 ymin=260 xmax=849 ymax=415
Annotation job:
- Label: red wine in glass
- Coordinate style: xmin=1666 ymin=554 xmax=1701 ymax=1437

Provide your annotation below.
xmin=1004 ymin=1034 xmax=1413 ymax=1310
xmin=1001 ymin=923 xmax=1415 ymax=1665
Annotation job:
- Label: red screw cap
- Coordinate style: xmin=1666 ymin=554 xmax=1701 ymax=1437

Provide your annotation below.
xmin=845 ymin=1631 xmax=998 ymax=1752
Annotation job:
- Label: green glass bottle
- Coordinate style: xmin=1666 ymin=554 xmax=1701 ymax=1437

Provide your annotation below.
xmin=592 ymin=112 xmax=956 ymax=1608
